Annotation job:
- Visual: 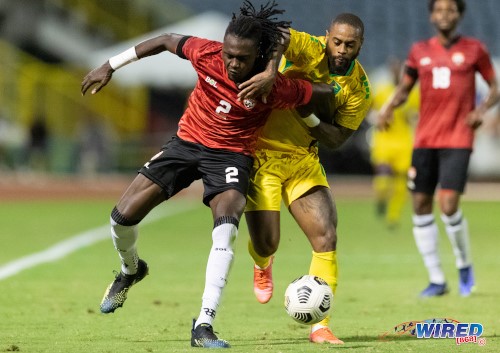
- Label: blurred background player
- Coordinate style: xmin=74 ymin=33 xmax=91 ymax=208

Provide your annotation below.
xmin=238 ymin=13 xmax=371 ymax=344
xmin=81 ymin=0 xmax=334 ymax=348
xmin=369 ymin=57 xmax=419 ymax=229
xmin=378 ymin=0 xmax=499 ymax=297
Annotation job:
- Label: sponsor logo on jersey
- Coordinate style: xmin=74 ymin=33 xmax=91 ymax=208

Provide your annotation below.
xmin=205 ymin=76 xmax=218 ymax=88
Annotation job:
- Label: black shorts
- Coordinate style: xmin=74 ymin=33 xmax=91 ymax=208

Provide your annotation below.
xmin=408 ymin=148 xmax=472 ymax=194
xmin=139 ymin=136 xmax=253 ymax=206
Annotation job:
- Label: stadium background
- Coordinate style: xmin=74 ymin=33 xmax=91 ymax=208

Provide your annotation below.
xmin=1 ymin=0 xmax=499 ymax=181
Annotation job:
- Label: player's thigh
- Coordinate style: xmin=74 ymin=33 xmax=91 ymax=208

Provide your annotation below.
xmin=438 ymin=148 xmax=471 ymax=193
xmin=408 ymin=148 xmax=439 ymax=194
xmin=289 ymin=186 xmax=338 ymax=251
xmin=392 ymin=144 xmax=413 ymax=176
xmin=246 ymin=149 xmax=287 ymax=212
xmin=199 ymin=147 xmax=253 ymax=213
xmin=209 ymin=189 xmax=247 ymax=221
xmin=370 ymin=140 xmax=391 ymax=168
xmin=116 ymin=173 xmax=166 ymax=221
xmin=437 ymin=149 xmax=471 ymax=215
xmin=118 ymin=137 xmax=201 ymax=220
xmin=282 ymin=152 xmax=329 ymax=207
xmin=139 ymin=136 xmax=202 ymax=199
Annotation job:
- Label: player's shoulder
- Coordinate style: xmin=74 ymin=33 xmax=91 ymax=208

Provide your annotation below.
xmin=349 ymin=60 xmax=371 ymax=90
xmin=458 ymin=35 xmax=485 ymax=45
xmin=184 ymin=36 xmax=221 ymax=55
xmin=456 ymin=35 xmax=489 ymax=51
xmin=353 ymin=60 xmax=369 ymax=78
xmin=289 ymin=28 xmax=326 ymax=49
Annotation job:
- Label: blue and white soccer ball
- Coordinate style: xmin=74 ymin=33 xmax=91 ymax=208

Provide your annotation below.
xmin=284 ymin=275 xmax=333 ymax=325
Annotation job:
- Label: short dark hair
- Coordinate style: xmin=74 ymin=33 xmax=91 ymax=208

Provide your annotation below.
xmin=225 ymin=0 xmax=290 ymax=63
xmin=428 ymin=0 xmax=466 ymax=15
xmin=331 ymin=13 xmax=364 ymax=39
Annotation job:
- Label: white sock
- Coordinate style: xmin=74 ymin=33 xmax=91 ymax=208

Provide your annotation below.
xmin=413 ymin=214 xmax=445 ymax=284
xmin=195 ymin=222 xmax=237 ymax=327
xmin=441 ymin=210 xmax=471 ymax=269
xmin=110 ymin=217 xmax=139 ymax=275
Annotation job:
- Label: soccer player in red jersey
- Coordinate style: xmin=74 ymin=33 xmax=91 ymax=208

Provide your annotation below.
xmin=378 ymin=0 xmax=499 ymax=297
xmin=81 ymin=1 xmax=333 ymax=348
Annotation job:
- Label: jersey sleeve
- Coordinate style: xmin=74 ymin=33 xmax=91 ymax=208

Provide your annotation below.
xmin=285 ymin=29 xmax=323 ymax=65
xmin=335 ymin=89 xmax=371 ymax=130
xmin=404 ymin=43 xmax=419 ymax=79
xmin=268 ymin=73 xmax=313 ymax=109
xmin=475 ymin=41 xmax=496 ymax=83
xmin=180 ymin=36 xmax=213 ymax=64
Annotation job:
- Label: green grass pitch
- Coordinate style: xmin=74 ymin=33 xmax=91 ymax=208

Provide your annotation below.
xmin=0 ymin=196 xmax=498 ymax=352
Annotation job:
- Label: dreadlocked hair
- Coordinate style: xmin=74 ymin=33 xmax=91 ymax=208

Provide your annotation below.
xmin=226 ymin=0 xmax=290 ymax=64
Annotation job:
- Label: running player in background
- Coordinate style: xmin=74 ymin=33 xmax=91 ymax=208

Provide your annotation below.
xmin=370 ymin=57 xmax=419 ymax=229
xmin=378 ymin=0 xmax=499 ymax=297
xmin=238 ymin=13 xmax=371 ymax=344
xmin=81 ymin=1 xmax=333 ymax=348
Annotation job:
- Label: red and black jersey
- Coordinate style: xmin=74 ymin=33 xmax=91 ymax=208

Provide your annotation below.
xmin=405 ymin=36 xmax=496 ymax=149
xmin=176 ymin=36 xmax=313 ymax=155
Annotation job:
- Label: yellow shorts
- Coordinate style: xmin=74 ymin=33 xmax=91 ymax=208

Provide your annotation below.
xmin=371 ymin=139 xmax=412 ymax=175
xmin=246 ymin=147 xmax=329 ymax=211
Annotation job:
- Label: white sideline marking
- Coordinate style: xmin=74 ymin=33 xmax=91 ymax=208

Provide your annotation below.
xmin=0 ymin=204 xmax=197 ymax=281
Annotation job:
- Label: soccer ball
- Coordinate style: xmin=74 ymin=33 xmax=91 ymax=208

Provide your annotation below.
xmin=284 ymin=275 xmax=333 ymax=325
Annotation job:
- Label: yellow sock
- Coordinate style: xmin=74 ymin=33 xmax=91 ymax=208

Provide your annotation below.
xmin=373 ymin=174 xmax=390 ymax=203
xmin=248 ymin=239 xmax=272 ymax=269
xmin=309 ymin=250 xmax=337 ymax=327
xmin=386 ymin=174 xmax=408 ymax=225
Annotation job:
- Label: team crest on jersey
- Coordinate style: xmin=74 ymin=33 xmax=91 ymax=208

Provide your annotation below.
xmin=330 ymin=80 xmax=341 ymax=95
xmin=452 ymin=52 xmax=465 ymax=66
xmin=243 ymin=98 xmax=256 ymax=110
xmin=420 ymin=57 xmax=431 ymax=66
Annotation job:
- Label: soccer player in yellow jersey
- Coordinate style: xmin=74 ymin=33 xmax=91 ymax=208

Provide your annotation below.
xmin=370 ymin=58 xmax=419 ymax=229
xmin=238 ymin=13 xmax=371 ymax=344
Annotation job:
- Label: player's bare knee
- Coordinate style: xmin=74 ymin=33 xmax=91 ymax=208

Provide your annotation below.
xmin=309 ymin=229 xmax=337 ymax=252
xmin=251 ymin=233 xmax=278 ymax=257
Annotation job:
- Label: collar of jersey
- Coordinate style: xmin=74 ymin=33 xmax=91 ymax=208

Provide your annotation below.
xmin=330 ymin=60 xmax=355 ymax=77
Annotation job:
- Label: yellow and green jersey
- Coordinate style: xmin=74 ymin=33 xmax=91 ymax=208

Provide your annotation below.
xmin=256 ymin=28 xmax=372 ymax=152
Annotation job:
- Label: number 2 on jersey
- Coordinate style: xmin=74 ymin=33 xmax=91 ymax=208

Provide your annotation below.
xmin=216 ymin=100 xmax=231 ymax=114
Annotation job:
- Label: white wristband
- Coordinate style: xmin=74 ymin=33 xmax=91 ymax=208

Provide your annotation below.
xmin=302 ymin=114 xmax=321 ymax=128
xmin=108 ymin=47 xmax=138 ymax=70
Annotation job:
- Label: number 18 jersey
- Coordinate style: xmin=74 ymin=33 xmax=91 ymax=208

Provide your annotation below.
xmin=406 ymin=36 xmax=496 ymax=149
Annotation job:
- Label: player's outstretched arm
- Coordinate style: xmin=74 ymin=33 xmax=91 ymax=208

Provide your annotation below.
xmin=81 ymin=33 xmax=185 ymax=96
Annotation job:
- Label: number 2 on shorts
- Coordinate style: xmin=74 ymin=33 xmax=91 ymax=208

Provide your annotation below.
xmin=225 ymin=167 xmax=239 ymax=183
